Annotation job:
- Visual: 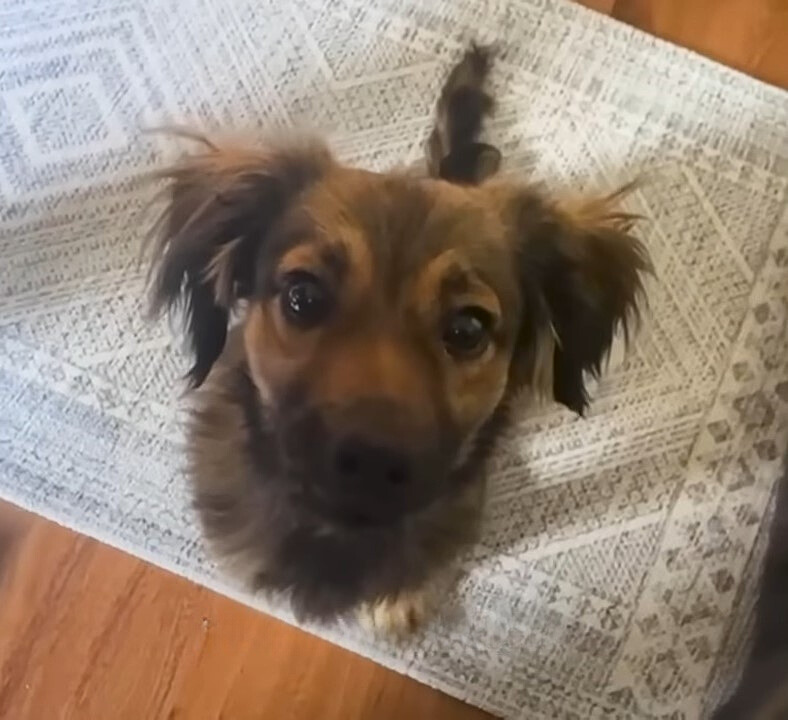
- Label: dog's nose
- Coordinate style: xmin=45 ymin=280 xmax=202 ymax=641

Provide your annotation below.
xmin=333 ymin=436 xmax=412 ymax=488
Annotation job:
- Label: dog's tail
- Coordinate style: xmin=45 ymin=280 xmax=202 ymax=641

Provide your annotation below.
xmin=426 ymin=43 xmax=501 ymax=184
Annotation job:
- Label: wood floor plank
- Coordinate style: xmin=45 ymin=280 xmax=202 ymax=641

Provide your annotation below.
xmin=578 ymin=0 xmax=617 ymax=13
xmin=611 ymin=0 xmax=788 ymax=88
xmin=0 ymin=503 xmax=491 ymax=720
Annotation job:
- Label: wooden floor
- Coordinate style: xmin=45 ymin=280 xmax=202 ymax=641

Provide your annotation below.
xmin=1 ymin=2 xmax=787 ymax=719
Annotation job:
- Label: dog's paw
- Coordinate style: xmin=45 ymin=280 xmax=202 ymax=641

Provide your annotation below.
xmin=358 ymin=590 xmax=428 ymax=638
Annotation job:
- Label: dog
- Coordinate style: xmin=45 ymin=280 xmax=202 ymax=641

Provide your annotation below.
xmin=146 ymin=46 xmax=651 ymax=635
xmin=711 ymin=451 xmax=788 ymax=720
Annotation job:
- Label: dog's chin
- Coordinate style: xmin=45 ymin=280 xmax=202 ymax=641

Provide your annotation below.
xmin=306 ymin=496 xmax=402 ymax=530
xmin=292 ymin=473 xmax=453 ymax=532
xmin=296 ymin=487 xmax=420 ymax=530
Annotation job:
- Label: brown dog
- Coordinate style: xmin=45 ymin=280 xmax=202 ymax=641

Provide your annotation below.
xmin=147 ymin=47 xmax=650 ymax=635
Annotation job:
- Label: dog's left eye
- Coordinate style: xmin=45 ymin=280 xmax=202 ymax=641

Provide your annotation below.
xmin=280 ymin=271 xmax=333 ymax=328
xmin=442 ymin=307 xmax=493 ymax=359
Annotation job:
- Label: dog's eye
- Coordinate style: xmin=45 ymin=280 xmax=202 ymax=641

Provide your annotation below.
xmin=279 ymin=271 xmax=332 ymax=328
xmin=442 ymin=307 xmax=493 ymax=359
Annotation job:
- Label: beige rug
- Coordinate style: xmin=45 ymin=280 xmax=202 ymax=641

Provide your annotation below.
xmin=1 ymin=0 xmax=788 ymax=717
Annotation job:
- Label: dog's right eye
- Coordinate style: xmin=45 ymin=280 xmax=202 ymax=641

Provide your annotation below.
xmin=279 ymin=271 xmax=333 ymax=329
xmin=442 ymin=306 xmax=493 ymax=360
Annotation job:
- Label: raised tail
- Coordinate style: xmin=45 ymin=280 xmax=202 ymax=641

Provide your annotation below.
xmin=426 ymin=43 xmax=501 ymax=184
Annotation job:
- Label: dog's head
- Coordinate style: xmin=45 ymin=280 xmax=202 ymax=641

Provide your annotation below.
xmin=149 ymin=138 xmax=649 ymax=528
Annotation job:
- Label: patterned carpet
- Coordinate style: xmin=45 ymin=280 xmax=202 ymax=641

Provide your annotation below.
xmin=2 ymin=0 xmax=788 ymax=717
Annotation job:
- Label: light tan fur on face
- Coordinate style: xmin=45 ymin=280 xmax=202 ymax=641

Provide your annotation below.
xmin=243 ymin=303 xmax=316 ymax=405
xmin=240 ymin=167 xmax=521 ymax=443
xmin=408 ymin=248 xmax=511 ymax=432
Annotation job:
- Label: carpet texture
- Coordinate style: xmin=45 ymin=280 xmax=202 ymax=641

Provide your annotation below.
xmin=2 ymin=0 xmax=788 ymax=717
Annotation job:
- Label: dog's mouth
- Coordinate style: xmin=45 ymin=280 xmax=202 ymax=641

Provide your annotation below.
xmin=300 ymin=488 xmax=400 ymax=528
xmin=292 ymin=466 xmax=450 ymax=530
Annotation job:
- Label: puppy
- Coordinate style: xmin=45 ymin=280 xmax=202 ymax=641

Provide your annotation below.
xmin=147 ymin=47 xmax=650 ymax=635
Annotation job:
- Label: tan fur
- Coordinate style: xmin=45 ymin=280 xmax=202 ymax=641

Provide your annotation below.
xmin=148 ymin=134 xmax=650 ymax=633
xmin=358 ymin=589 xmax=429 ymax=637
xmin=231 ymin=163 xmax=521 ymax=441
xmin=143 ymin=52 xmax=653 ymax=633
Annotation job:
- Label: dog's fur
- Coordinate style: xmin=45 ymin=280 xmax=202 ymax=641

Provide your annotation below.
xmin=147 ymin=47 xmax=651 ymax=632
xmin=426 ymin=44 xmax=501 ymax=184
xmin=711 ymin=453 xmax=788 ymax=720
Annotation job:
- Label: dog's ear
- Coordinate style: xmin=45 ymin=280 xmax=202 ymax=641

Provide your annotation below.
xmin=506 ymin=186 xmax=651 ymax=414
xmin=147 ymin=136 xmax=331 ymax=387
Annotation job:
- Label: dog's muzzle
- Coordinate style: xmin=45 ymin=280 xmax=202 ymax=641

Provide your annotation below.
xmin=280 ymin=398 xmax=453 ymax=527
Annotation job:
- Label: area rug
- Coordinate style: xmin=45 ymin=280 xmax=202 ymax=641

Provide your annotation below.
xmin=2 ymin=0 xmax=788 ymax=717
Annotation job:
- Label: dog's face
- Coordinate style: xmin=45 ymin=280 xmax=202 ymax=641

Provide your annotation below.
xmin=243 ymin=166 xmax=520 ymax=526
xmin=150 ymin=139 xmax=649 ymax=528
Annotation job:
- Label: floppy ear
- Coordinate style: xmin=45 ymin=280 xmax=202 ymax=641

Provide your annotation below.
xmin=508 ymin=186 xmax=651 ymax=414
xmin=147 ymin=135 xmax=331 ymax=387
